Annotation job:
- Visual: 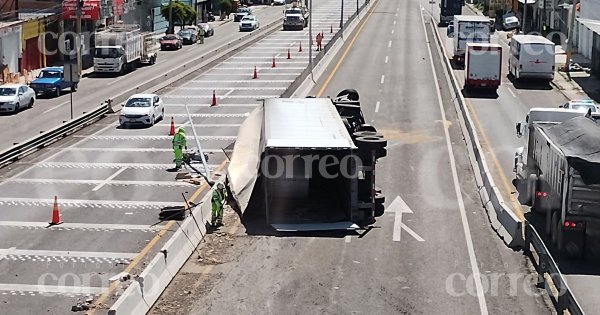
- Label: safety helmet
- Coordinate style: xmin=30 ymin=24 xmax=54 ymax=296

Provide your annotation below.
xmin=217 ymin=182 xmax=224 ymax=189
xmin=177 ymin=127 xmax=185 ymax=133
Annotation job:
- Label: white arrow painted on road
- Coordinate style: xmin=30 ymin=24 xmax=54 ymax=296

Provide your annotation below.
xmin=387 ymin=196 xmax=425 ymax=242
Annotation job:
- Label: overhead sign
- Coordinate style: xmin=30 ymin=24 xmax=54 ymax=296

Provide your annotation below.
xmin=62 ymin=0 xmax=101 ymax=20
xmin=64 ymin=63 xmax=80 ymax=83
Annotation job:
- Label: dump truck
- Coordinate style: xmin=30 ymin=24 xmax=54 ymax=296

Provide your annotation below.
xmin=447 ymin=15 xmax=491 ymax=64
xmin=93 ymin=23 xmax=158 ymax=75
xmin=283 ymin=3 xmax=309 ymax=31
xmin=464 ymin=43 xmax=502 ymax=91
xmin=226 ymin=90 xmax=387 ymax=231
xmin=439 ymin=0 xmax=464 ymax=26
xmin=514 ymin=108 xmax=600 ymax=258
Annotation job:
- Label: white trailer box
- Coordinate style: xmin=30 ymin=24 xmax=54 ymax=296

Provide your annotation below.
xmin=508 ymin=34 xmax=555 ymax=81
xmin=452 ymin=15 xmax=491 ymax=63
xmin=464 ymin=43 xmax=502 ymax=91
xmin=94 ymin=24 xmax=144 ymax=75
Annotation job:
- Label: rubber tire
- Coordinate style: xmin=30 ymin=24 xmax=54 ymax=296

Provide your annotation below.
xmin=357 ymin=124 xmax=377 ymax=132
xmin=355 ymin=136 xmax=387 ymax=151
xmin=150 ymin=56 xmax=156 ymax=65
xmin=375 ymin=203 xmax=384 ymax=217
xmin=523 ymin=174 xmax=536 ymax=206
xmin=375 ymin=193 xmax=385 ymax=205
xmin=161 ymin=109 xmax=165 ymax=120
xmin=150 ymin=115 xmax=156 ymax=126
xmin=13 ymin=103 xmax=20 ymax=113
xmin=72 ymin=83 xmax=77 ymax=92
xmin=353 ymin=131 xmax=382 ymax=138
xmin=28 ymin=99 xmax=34 ymax=108
xmin=336 ymin=89 xmax=359 ymax=101
xmin=55 ymin=87 xmax=61 ymax=98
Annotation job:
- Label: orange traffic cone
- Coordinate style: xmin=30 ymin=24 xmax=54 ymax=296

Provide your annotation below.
xmin=211 ymin=90 xmax=217 ymax=107
xmin=169 ymin=117 xmax=175 ymax=136
xmin=253 ymin=66 xmax=258 ymax=79
xmin=287 ymin=49 xmax=291 ymax=59
xmin=299 ymin=42 xmax=303 ymax=52
xmin=330 ymin=25 xmax=333 ymax=33
xmin=272 ymin=56 xmax=276 ymax=68
xmin=49 ymin=196 xmax=62 ymax=226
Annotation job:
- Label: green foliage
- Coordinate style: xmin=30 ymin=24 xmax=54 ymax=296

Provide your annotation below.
xmin=161 ymin=1 xmax=197 ymax=29
xmin=218 ymin=0 xmax=235 ymax=15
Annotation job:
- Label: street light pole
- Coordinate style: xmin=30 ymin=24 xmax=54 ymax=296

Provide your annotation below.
xmin=76 ymin=0 xmax=82 ymax=76
xmin=522 ymin=0 xmax=527 ymax=33
xmin=309 ymin=0 xmax=313 ymax=77
xmin=340 ymin=0 xmax=344 ymax=29
xmin=168 ymin=0 xmax=173 ymax=33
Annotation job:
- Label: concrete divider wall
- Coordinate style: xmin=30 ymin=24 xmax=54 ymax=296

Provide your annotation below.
xmin=428 ymin=17 xmax=524 ymax=249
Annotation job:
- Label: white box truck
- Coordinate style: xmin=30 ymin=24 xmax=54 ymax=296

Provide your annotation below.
xmin=464 ymin=43 xmax=502 ymax=91
xmin=514 ymin=109 xmax=600 ymax=258
xmin=448 ymin=15 xmax=491 ymax=64
xmin=93 ymin=23 xmax=158 ymax=75
xmin=508 ymin=34 xmax=555 ymax=81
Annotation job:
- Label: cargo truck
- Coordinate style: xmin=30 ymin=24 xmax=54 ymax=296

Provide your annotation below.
xmin=226 ymin=90 xmax=387 ymax=231
xmin=514 ymin=108 xmax=600 ymax=257
xmin=283 ymin=3 xmax=309 ymax=31
xmin=93 ymin=23 xmax=158 ymax=75
xmin=508 ymin=34 xmax=555 ymax=81
xmin=464 ymin=43 xmax=502 ymax=91
xmin=447 ymin=15 xmax=491 ymax=64
xmin=439 ymin=0 xmax=464 ymax=26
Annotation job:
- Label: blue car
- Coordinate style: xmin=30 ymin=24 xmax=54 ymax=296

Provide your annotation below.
xmin=29 ymin=67 xmax=77 ymax=98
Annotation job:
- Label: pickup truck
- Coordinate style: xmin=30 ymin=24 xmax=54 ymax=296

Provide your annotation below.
xmin=29 ymin=67 xmax=77 ymax=98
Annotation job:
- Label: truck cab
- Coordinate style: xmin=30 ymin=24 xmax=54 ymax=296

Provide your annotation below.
xmin=283 ymin=5 xmax=309 ymax=30
xmin=29 ymin=67 xmax=77 ymax=98
xmin=94 ymin=45 xmax=126 ymax=73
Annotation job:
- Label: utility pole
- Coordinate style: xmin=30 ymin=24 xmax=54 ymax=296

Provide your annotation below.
xmin=522 ymin=0 xmax=527 ymax=33
xmin=168 ymin=0 xmax=173 ymax=33
xmin=566 ymin=0 xmax=578 ymax=78
xmin=340 ymin=0 xmax=344 ymax=29
xmin=309 ymin=0 xmax=313 ymax=76
xmin=76 ymin=0 xmax=82 ymax=75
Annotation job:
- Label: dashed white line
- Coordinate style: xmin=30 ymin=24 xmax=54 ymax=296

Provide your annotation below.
xmin=42 ymin=101 xmax=69 ymax=114
xmin=385 ymin=56 xmax=389 ymax=64
xmin=380 ymin=75 xmax=385 ymax=84
xmin=508 ymin=88 xmax=517 ymax=98
xmin=0 ymin=284 xmax=106 ymax=295
xmin=392 ymin=29 xmax=395 ymax=34
xmin=92 ymin=167 xmax=127 ymax=191
xmin=0 ymin=248 xmax=137 ymax=259
xmin=393 ymin=20 xmax=397 ymax=25
xmin=375 ymin=101 xmax=381 ymax=113
xmin=0 ymin=221 xmax=161 ymax=231
xmin=388 ymin=40 xmax=392 ymax=48
xmin=345 ymin=235 xmax=352 ymax=243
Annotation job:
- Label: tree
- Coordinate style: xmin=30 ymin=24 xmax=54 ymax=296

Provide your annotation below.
xmin=218 ymin=0 xmax=236 ymax=19
xmin=161 ymin=1 xmax=197 ymax=33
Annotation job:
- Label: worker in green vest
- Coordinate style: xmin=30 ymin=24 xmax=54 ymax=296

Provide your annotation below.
xmin=211 ymin=182 xmax=227 ymax=227
xmin=198 ymin=26 xmax=205 ymax=44
xmin=172 ymin=127 xmax=186 ymax=170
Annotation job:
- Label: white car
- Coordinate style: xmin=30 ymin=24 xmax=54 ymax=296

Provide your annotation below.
xmin=119 ymin=93 xmax=165 ymax=127
xmin=559 ymin=100 xmax=598 ymax=113
xmin=273 ymin=0 xmax=285 ymax=5
xmin=239 ymin=15 xmax=259 ymax=32
xmin=0 ymin=84 xmax=35 ymax=113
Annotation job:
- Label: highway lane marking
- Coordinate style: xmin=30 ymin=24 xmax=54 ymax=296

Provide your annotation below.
xmin=220 ymin=89 xmax=235 ymax=100
xmin=175 ymin=86 xmax=287 ymax=91
xmin=421 ymin=6 xmax=489 ymax=314
xmin=92 ymin=167 xmax=127 ymax=191
xmin=53 ymin=147 xmax=235 ymax=152
xmin=201 ymin=73 xmax=302 ymax=76
xmin=385 ymin=56 xmax=389 ymax=63
xmin=508 ymin=87 xmax=517 ymax=98
xmin=164 ymin=103 xmax=259 ymax=107
xmin=0 ymin=247 xmax=137 ymax=259
xmin=380 ymin=75 xmax=385 ymax=84
xmin=34 ymin=161 xmax=216 ymax=170
xmin=170 ymin=113 xmax=250 ymax=117
xmin=391 ymin=29 xmax=395 ymax=34
xmin=388 ymin=196 xmax=425 ymax=242
xmin=42 ymin=100 xmax=69 ymax=114
xmin=73 ymin=135 xmax=237 ymax=141
xmin=0 ymin=221 xmax=162 ymax=231
xmin=190 ymin=80 xmax=294 ymax=83
xmin=163 ymin=94 xmax=281 ymax=99
xmin=214 ymin=67 xmax=306 ymax=70
xmin=106 ymin=74 xmax=130 ymax=87
xmin=388 ymin=40 xmax=392 ymax=48
xmin=393 ymin=20 xmax=397 ymax=25
xmin=222 ymin=61 xmax=308 ymax=65
xmin=316 ymin=0 xmax=380 ymax=97
xmin=6 ymin=178 xmax=198 ymax=187
xmin=0 ymin=284 xmax=106 ymax=295
xmin=0 ymin=198 xmax=181 ymax=208
xmin=345 ymin=235 xmax=351 ymax=243
xmin=375 ymin=101 xmax=381 ymax=112
xmin=463 ymin=97 xmax=525 ymax=220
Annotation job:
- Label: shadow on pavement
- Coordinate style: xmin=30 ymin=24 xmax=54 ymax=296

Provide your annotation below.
xmin=507 ymin=74 xmax=553 ymax=90
xmin=462 ymin=88 xmax=499 ymax=99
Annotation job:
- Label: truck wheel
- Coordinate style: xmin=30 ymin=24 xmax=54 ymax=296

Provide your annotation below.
xmin=375 ymin=193 xmax=385 ymax=205
xmin=355 ymin=136 xmax=387 ymax=151
xmin=150 ymin=56 xmax=156 ymax=65
xmin=55 ymin=87 xmax=61 ymax=97
xmin=336 ymin=89 xmax=359 ymax=101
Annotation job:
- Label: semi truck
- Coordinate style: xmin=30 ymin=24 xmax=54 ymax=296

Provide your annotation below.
xmin=93 ymin=23 xmax=159 ymax=75
xmin=447 ymin=15 xmax=491 ymax=64
xmin=464 ymin=43 xmax=502 ymax=91
xmin=226 ymin=89 xmax=387 ymax=231
xmin=439 ymin=0 xmax=464 ymax=26
xmin=283 ymin=3 xmax=309 ymax=31
xmin=514 ymin=108 xmax=600 ymax=258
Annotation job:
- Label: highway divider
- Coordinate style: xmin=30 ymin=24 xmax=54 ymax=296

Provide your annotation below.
xmin=428 ymin=15 xmax=523 ymax=249
xmin=428 ymin=15 xmax=585 ymax=315
xmin=0 ymin=18 xmax=283 ymax=170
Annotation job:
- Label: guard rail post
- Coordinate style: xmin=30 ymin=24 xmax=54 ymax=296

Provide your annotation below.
xmin=106 ymin=99 xmax=114 ymax=114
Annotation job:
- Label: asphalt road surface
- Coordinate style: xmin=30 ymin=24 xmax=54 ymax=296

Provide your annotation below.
xmin=149 ymin=0 xmax=552 ymax=314
xmin=0 ymin=0 xmax=356 ymax=314
xmin=0 ymin=5 xmax=283 ymax=152
xmin=432 ymin=4 xmax=600 ymax=313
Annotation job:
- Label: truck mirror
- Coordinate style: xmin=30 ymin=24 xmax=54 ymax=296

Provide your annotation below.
xmin=447 ymin=25 xmax=454 ymax=38
xmin=516 ymin=122 xmax=522 ymax=137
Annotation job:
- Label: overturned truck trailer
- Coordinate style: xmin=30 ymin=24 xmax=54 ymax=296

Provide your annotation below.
xmin=226 ymin=90 xmax=388 ymax=231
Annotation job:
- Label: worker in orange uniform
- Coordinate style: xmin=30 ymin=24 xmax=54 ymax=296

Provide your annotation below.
xmin=316 ymin=33 xmax=322 ymax=51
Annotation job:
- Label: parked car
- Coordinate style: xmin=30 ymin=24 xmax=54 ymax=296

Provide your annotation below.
xmin=273 ymin=0 xmax=285 ymax=5
xmin=178 ymin=29 xmax=198 ymax=44
xmin=239 ymin=15 xmax=259 ymax=32
xmin=234 ymin=7 xmax=252 ymax=22
xmin=502 ymin=13 xmax=520 ymax=31
xmin=206 ymin=12 xmax=215 ymax=22
xmin=119 ymin=94 xmax=165 ymax=127
xmin=160 ymin=34 xmax=183 ymax=50
xmin=199 ymin=23 xmax=214 ymax=37
xmin=29 ymin=67 xmax=77 ymax=98
xmin=0 ymin=84 xmax=35 ymax=113
xmin=559 ymin=100 xmax=598 ymax=113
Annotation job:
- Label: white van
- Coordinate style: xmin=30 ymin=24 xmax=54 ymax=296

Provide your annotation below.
xmin=508 ymin=35 xmax=555 ymax=81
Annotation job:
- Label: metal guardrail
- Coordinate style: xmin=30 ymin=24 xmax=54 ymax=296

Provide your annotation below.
xmin=0 ymin=103 xmax=109 ymax=168
xmin=0 ymin=18 xmax=283 ymax=170
xmin=524 ymin=224 xmax=585 ymax=315
xmin=426 ymin=13 xmax=586 ymax=315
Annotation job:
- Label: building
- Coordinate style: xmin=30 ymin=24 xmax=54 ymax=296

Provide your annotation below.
xmin=576 ymin=0 xmax=600 ymax=73
xmin=0 ymin=21 xmax=21 ymax=76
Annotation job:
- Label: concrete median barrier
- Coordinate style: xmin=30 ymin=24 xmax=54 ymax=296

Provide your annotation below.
xmin=428 ymin=16 xmax=524 ymax=249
